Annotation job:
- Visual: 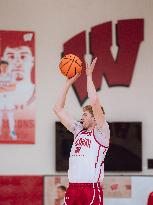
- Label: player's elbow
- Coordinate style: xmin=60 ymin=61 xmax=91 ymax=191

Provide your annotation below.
xmin=53 ymin=106 xmax=61 ymax=115
xmin=53 ymin=106 xmax=58 ymax=114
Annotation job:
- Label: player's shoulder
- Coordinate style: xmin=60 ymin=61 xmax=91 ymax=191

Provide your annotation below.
xmin=94 ymin=119 xmax=110 ymax=147
xmin=103 ymin=119 xmax=110 ymax=129
xmin=96 ymin=118 xmax=109 ymax=129
xmin=68 ymin=120 xmax=83 ymax=135
xmin=94 ymin=118 xmax=110 ymax=136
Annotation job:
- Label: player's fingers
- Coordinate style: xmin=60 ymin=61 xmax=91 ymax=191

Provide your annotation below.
xmin=75 ymin=73 xmax=81 ymax=78
xmin=90 ymin=57 xmax=97 ymax=71
xmin=69 ymin=73 xmax=80 ymax=81
xmin=91 ymin=57 xmax=97 ymax=66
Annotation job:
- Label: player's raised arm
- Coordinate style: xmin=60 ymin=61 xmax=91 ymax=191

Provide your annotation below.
xmin=53 ymin=73 xmax=80 ymax=130
xmin=86 ymin=57 xmax=105 ymax=128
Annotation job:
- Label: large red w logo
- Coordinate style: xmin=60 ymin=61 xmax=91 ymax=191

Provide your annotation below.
xmin=62 ymin=19 xmax=144 ymax=105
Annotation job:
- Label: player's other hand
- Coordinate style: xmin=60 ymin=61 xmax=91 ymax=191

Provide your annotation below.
xmin=66 ymin=73 xmax=81 ymax=86
xmin=86 ymin=57 xmax=97 ymax=77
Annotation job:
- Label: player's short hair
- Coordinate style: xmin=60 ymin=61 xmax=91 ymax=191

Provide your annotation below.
xmin=83 ymin=105 xmax=105 ymax=116
xmin=0 ymin=60 xmax=8 ymax=66
xmin=57 ymin=185 xmax=66 ymax=191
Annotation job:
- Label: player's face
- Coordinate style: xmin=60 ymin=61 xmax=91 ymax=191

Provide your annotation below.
xmin=81 ymin=110 xmax=94 ymax=129
xmin=3 ymin=46 xmax=34 ymax=81
xmin=0 ymin=64 xmax=8 ymax=74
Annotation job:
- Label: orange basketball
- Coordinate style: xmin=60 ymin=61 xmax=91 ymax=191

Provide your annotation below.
xmin=59 ymin=54 xmax=82 ymax=78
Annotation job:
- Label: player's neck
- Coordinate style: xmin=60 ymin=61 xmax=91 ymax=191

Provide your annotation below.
xmin=86 ymin=125 xmax=95 ymax=131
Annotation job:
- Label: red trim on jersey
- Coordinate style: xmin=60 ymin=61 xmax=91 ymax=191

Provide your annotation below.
xmin=98 ymin=169 xmax=102 ymax=182
xmin=93 ymin=129 xmax=109 ymax=148
xmin=69 ymin=182 xmax=101 ymax=187
xmin=98 ymin=161 xmax=104 ymax=182
xmin=103 ymin=148 xmax=107 ymax=155
xmin=74 ymin=129 xmax=83 ymax=139
xmin=95 ymin=145 xmax=101 ymax=168
xmin=101 ymin=161 xmax=104 ymax=166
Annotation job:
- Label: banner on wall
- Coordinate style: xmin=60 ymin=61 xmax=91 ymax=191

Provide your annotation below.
xmin=0 ymin=30 xmax=35 ymax=144
xmin=44 ymin=176 xmax=153 ymax=205
xmin=62 ymin=19 xmax=144 ymax=105
xmin=44 ymin=176 xmax=69 ymax=205
xmin=103 ymin=176 xmax=131 ymax=198
xmin=44 ymin=176 xmax=131 ymax=205
xmin=0 ymin=176 xmax=43 ymax=205
xmin=104 ymin=176 xmax=153 ymax=205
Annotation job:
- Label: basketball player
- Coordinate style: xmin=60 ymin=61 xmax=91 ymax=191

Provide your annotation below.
xmin=0 ymin=60 xmax=17 ymax=140
xmin=53 ymin=58 xmax=110 ymax=205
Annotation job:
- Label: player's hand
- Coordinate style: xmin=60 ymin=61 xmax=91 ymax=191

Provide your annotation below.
xmin=66 ymin=73 xmax=81 ymax=86
xmin=86 ymin=57 xmax=97 ymax=77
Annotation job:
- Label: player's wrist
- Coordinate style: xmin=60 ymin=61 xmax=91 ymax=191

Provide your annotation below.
xmin=87 ymin=74 xmax=92 ymax=79
xmin=64 ymin=81 xmax=72 ymax=90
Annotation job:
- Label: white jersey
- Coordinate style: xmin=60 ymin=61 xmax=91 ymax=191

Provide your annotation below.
xmin=0 ymin=73 xmax=15 ymax=110
xmin=0 ymin=73 xmax=14 ymax=94
xmin=68 ymin=120 xmax=110 ymax=183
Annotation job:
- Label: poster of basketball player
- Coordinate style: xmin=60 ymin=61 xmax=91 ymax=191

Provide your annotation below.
xmin=0 ymin=30 xmax=35 ymax=144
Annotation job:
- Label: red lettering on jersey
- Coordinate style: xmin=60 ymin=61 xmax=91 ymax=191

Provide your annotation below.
xmin=81 ymin=130 xmax=92 ymax=136
xmin=75 ymin=138 xmax=91 ymax=148
xmin=75 ymin=147 xmax=81 ymax=153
